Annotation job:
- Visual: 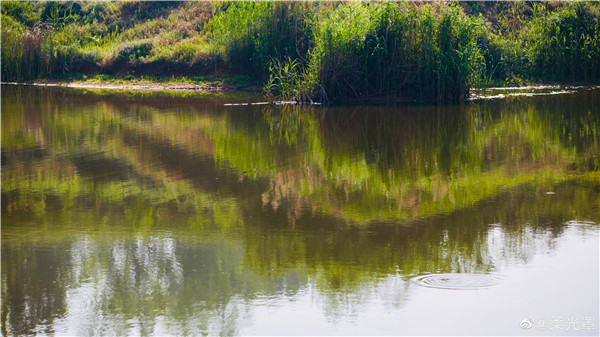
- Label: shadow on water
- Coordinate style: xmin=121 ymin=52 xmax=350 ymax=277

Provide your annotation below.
xmin=1 ymin=85 xmax=599 ymax=335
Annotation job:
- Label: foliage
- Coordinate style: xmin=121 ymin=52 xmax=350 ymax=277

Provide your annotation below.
xmin=297 ymin=2 xmax=484 ymax=102
xmin=264 ymin=57 xmax=314 ymax=102
xmin=0 ymin=1 xmax=599 ymax=96
xmin=526 ymin=2 xmax=600 ymax=82
xmin=1 ymin=16 xmax=54 ymax=81
xmin=209 ymin=1 xmax=313 ymax=78
xmin=0 ymin=1 xmax=38 ymax=27
xmin=474 ymin=1 xmax=600 ymax=85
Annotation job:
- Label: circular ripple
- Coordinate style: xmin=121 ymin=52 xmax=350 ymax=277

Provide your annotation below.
xmin=412 ymin=273 xmax=501 ymax=290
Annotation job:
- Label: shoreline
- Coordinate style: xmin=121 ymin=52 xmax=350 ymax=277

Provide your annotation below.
xmin=3 ymin=81 xmax=598 ymax=104
xmin=1 ymin=77 xmax=262 ymax=93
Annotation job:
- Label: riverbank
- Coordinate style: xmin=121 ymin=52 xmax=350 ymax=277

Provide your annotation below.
xmin=2 ymin=1 xmax=598 ymax=103
xmin=5 ymin=80 xmax=599 ymax=107
xmin=2 ymin=73 xmax=261 ymax=93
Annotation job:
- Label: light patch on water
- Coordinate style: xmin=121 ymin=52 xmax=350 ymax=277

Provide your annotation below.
xmin=469 ymin=85 xmax=600 ymax=101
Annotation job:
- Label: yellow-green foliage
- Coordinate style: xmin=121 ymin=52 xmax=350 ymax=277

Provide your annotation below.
xmin=209 ymin=1 xmax=313 ymax=77
xmin=526 ymin=2 xmax=600 ymax=82
xmin=303 ymin=2 xmax=484 ymax=102
xmin=1 ymin=14 xmax=54 ymax=81
xmin=1 ymin=1 xmax=599 ymax=95
xmin=476 ymin=1 xmax=600 ymax=85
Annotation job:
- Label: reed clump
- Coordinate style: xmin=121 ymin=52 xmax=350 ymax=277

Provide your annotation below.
xmin=209 ymin=1 xmax=313 ymax=78
xmin=474 ymin=1 xmax=600 ymax=86
xmin=1 ymin=16 xmax=54 ymax=81
xmin=526 ymin=2 xmax=600 ymax=83
xmin=277 ymin=2 xmax=484 ymax=103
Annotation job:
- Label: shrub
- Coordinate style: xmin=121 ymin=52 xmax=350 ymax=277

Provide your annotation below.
xmin=1 ymin=16 xmax=54 ymax=81
xmin=149 ymin=36 xmax=214 ymax=66
xmin=526 ymin=2 xmax=600 ymax=82
xmin=209 ymin=1 xmax=313 ymax=78
xmin=0 ymin=1 xmax=38 ymax=27
xmin=100 ymin=39 xmax=153 ymax=69
xmin=302 ymin=2 xmax=484 ymax=102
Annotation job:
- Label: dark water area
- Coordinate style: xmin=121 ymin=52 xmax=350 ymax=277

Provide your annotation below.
xmin=1 ymin=84 xmax=599 ymax=335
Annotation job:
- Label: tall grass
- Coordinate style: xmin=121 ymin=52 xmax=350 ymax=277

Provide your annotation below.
xmin=209 ymin=1 xmax=313 ymax=78
xmin=526 ymin=2 xmax=600 ymax=83
xmin=264 ymin=57 xmax=313 ymax=101
xmin=1 ymin=16 xmax=54 ymax=81
xmin=300 ymin=2 xmax=484 ymax=102
xmin=475 ymin=2 xmax=600 ymax=86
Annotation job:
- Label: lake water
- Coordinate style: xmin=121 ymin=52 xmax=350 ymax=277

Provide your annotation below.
xmin=1 ymin=84 xmax=599 ymax=336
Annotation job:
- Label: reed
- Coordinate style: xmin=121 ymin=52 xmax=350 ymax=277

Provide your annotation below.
xmin=1 ymin=17 xmax=54 ymax=81
xmin=301 ymin=2 xmax=484 ymax=103
xmin=209 ymin=1 xmax=313 ymax=78
xmin=526 ymin=2 xmax=600 ymax=83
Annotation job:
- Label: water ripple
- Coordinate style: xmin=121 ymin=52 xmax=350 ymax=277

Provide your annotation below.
xmin=412 ymin=273 xmax=501 ymax=290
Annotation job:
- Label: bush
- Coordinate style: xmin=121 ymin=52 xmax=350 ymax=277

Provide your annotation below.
xmin=526 ymin=2 xmax=600 ymax=82
xmin=100 ymin=39 xmax=153 ymax=69
xmin=209 ymin=1 xmax=313 ymax=78
xmin=1 ymin=1 xmax=598 ymax=96
xmin=0 ymin=1 xmax=38 ymax=27
xmin=149 ymin=36 xmax=213 ymax=66
xmin=302 ymin=2 xmax=484 ymax=102
xmin=1 ymin=16 xmax=54 ymax=81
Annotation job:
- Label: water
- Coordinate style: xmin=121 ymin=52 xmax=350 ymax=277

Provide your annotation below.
xmin=1 ymin=84 xmax=599 ymax=336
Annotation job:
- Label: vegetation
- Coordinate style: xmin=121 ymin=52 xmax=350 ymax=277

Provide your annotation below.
xmin=1 ymin=1 xmax=599 ymax=102
xmin=302 ymin=2 xmax=483 ymax=102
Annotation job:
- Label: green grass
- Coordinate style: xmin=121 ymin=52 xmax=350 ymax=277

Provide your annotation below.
xmin=301 ymin=2 xmax=484 ymax=102
xmin=1 ymin=1 xmax=599 ymax=99
xmin=0 ymin=14 xmax=54 ymax=81
xmin=208 ymin=1 xmax=313 ymax=78
xmin=40 ymin=72 xmax=258 ymax=90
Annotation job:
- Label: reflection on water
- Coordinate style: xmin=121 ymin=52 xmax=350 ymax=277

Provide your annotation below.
xmin=2 ymin=85 xmax=599 ymax=335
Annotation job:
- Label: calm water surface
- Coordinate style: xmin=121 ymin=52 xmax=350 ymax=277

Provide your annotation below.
xmin=1 ymin=85 xmax=599 ymax=336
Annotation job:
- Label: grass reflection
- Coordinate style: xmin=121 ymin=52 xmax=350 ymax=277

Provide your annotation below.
xmin=1 ymin=85 xmax=599 ymax=335
xmin=2 ymin=85 xmax=598 ymax=233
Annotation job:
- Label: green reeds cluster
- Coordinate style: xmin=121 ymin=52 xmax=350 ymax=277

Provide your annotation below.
xmin=1 ymin=17 xmax=54 ymax=81
xmin=298 ymin=2 xmax=484 ymax=102
xmin=264 ymin=57 xmax=315 ymax=102
xmin=476 ymin=2 xmax=600 ymax=85
xmin=526 ymin=2 xmax=600 ymax=83
xmin=209 ymin=1 xmax=313 ymax=78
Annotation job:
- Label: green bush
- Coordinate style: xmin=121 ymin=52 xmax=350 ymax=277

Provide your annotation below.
xmin=1 ymin=1 xmax=598 ymax=97
xmin=149 ymin=36 xmax=213 ymax=66
xmin=526 ymin=2 xmax=600 ymax=82
xmin=1 ymin=15 xmax=54 ymax=81
xmin=100 ymin=39 xmax=153 ymax=68
xmin=474 ymin=2 xmax=600 ymax=85
xmin=302 ymin=2 xmax=484 ymax=102
xmin=0 ymin=1 xmax=38 ymax=27
xmin=209 ymin=1 xmax=313 ymax=78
